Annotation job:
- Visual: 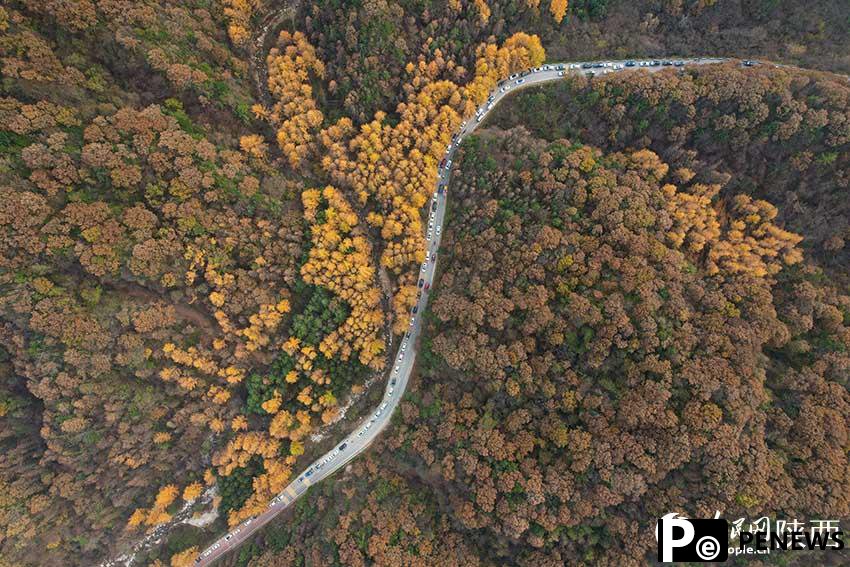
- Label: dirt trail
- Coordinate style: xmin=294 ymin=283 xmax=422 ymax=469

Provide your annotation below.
xmin=109 ymin=281 xmax=217 ymax=335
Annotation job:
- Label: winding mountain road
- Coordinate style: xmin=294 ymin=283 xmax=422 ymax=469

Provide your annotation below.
xmin=194 ymin=55 xmax=736 ymax=566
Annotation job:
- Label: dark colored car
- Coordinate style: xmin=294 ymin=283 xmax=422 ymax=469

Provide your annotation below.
xmin=581 ymin=63 xmax=592 ymax=69
xmin=438 ymin=184 xmax=445 ymax=194
xmin=305 ymin=469 xmax=314 ymax=477
xmin=439 ymin=158 xmax=446 ymax=169
xmin=418 ymin=278 xmax=424 ymax=288
xmin=556 ymin=64 xmax=565 ymax=70
xmin=431 ymin=201 xmax=437 ymax=212
xmin=673 ymin=61 xmax=685 ymax=67
xmin=339 ymin=443 xmax=347 ymax=451
xmin=593 ymin=63 xmax=604 ymax=68
xmin=651 ymin=60 xmax=661 ymax=66
xmin=625 ymin=61 xmax=636 ymax=67
xmin=391 ymin=379 xmax=396 ymax=386
xmin=743 ymin=60 xmax=756 ymax=66
xmin=662 ymin=60 xmax=673 ymax=66
xmin=412 ymin=305 xmax=418 ymax=314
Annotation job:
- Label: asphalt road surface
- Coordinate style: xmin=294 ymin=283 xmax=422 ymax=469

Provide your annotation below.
xmin=193 ymin=55 xmax=737 ymax=566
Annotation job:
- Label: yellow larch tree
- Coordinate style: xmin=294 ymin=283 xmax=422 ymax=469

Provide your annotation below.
xmin=170 ymin=547 xmax=199 ymax=567
xmin=182 ymin=482 xmax=203 ymax=502
xmin=550 ymin=0 xmax=569 ymax=23
xmin=473 ymin=0 xmax=491 ymax=23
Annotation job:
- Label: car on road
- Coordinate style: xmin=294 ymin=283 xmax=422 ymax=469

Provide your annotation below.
xmin=674 ymin=60 xmax=685 ymax=67
xmin=412 ymin=305 xmax=418 ymax=314
xmin=651 ymin=60 xmax=661 ymax=66
xmin=515 ymin=78 xmax=525 ymax=85
xmin=394 ymin=365 xmax=400 ymax=373
xmin=436 ymin=225 xmax=441 ymax=237
xmin=391 ymin=378 xmax=396 ymax=386
xmin=339 ymin=442 xmax=347 ymax=450
xmin=438 ymin=184 xmax=445 ymax=194
xmin=439 ymin=157 xmax=446 ymax=169
xmin=509 ymin=73 xmax=519 ymax=80
xmin=305 ymin=469 xmax=314 ymax=477
xmin=581 ymin=63 xmax=592 ymax=69
xmin=558 ymin=71 xmax=564 ymax=76
xmin=380 ymin=402 xmax=388 ymax=410
xmin=446 ymin=159 xmax=452 ymax=170
xmin=500 ymin=85 xmax=511 ymax=93
xmin=424 ymin=282 xmax=430 ymax=291
xmin=410 ymin=317 xmax=415 ymax=326
xmin=662 ymin=60 xmax=673 ymax=66
xmin=625 ymin=61 xmax=636 ymax=67
xmin=556 ymin=64 xmax=565 ymax=70
xmin=358 ymin=430 xmax=364 ymax=436
xmin=225 ymin=534 xmax=233 ymax=541
xmin=388 ymin=387 xmax=393 ymax=394
xmin=743 ymin=60 xmax=756 ymax=66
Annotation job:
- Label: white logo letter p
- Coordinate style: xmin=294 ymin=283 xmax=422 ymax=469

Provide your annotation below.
xmin=661 ymin=517 xmax=695 ymax=562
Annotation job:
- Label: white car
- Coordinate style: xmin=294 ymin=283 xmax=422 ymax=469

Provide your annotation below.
xmin=395 ymin=365 xmax=400 ymax=372
xmin=446 ymin=160 xmax=452 ymax=169
xmin=410 ymin=317 xmax=415 ymax=326
xmin=380 ymin=402 xmax=388 ymax=410
xmin=558 ymin=71 xmax=564 ymax=76
xmin=436 ymin=226 xmax=441 ymax=237
xmin=515 ymin=78 xmax=525 ymax=85
xmin=569 ymin=63 xmax=578 ymax=69
xmin=509 ymin=73 xmax=519 ymax=80
xmin=388 ymin=387 xmax=393 ymax=394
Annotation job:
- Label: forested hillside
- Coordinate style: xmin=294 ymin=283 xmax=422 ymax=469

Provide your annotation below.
xmin=246 ymin=87 xmax=849 ymax=567
xmin=2 ymin=0 xmax=850 ymax=566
